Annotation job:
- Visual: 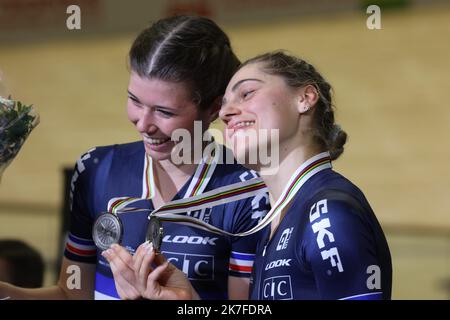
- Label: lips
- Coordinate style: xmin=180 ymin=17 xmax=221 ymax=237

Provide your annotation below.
xmin=233 ymin=121 xmax=255 ymax=129
xmin=142 ymin=135 xmax=171 ymax=145
xmin=228 ymin=120 xmax=255 ymax=130
xmin=226 ymin=120 xmax=256 ymax=138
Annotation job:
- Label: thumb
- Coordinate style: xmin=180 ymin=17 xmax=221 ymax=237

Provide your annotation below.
xmin=153 ymin=252 xmax=168 ymax=266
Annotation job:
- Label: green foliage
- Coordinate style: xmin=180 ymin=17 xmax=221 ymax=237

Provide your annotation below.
xmin=0 ymin=97 xmax=38 ymax=164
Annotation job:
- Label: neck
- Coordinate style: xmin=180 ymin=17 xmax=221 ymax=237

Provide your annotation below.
xmin=153 ymin=139 xmax=213 ymax=187
xmin=259 ymin=143 xmax=322 ymax=206
xmin=155 ymin=158 xmax=198 ymax=181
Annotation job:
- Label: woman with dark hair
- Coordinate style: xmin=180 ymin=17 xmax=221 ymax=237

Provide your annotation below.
xmin=136 ymin=51 xmax=392 ymax=300
xmin=0 ymin=16 xmax=269 ymax=300
xmin=0 ymin=240 xmax=44 ymax=288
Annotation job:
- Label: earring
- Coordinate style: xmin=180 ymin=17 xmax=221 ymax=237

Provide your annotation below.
xmin=302 ymin=104 xmax=310 ymax=113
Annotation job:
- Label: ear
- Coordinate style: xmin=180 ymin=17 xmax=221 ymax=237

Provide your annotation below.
xmin=297 ymin=85 xmax=319 ymax=114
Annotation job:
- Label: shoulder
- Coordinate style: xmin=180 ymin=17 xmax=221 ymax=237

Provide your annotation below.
xmin=306 ymin=170 xmax=371 ymax=216
xmin=212 ymin=145 xmax=262 ymax=185
xmin=74 ymin=141 xmax=143 ymax=172
xmin=313 ymin=170 xmax=366 ymax=196
xmin=306 ymin=187 xmax=373 ymax=239
xmin=71 ymin=141 xmax=143 ymax=189
xmin=301 ymin=178 xmax=380 ymax=264
xmin=299 ymin=170 xmax=377 ymax=244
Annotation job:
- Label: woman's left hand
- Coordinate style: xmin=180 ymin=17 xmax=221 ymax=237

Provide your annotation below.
xmin=101 ymin=244 xmax=142 ymax=299
xmin=132 ymin=242 xmax=198 ymax=300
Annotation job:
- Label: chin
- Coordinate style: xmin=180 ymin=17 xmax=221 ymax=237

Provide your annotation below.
xmin=145 ymin=151 xmax=171 ymax=162
xmin=144 ymin=145 xmax=173 ymax=162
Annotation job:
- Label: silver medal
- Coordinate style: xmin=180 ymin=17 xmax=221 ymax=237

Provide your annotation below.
xmin=146 ymin=216 xmax=163 ymax=253
xmin=92 ymin=212 xmax=123 ymax=251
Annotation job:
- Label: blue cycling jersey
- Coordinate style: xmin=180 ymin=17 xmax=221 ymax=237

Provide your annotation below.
xmin=64 ymin=141 xmax=270 ymax=299
xmin=249 ymin=168 xmax=392 ymax=300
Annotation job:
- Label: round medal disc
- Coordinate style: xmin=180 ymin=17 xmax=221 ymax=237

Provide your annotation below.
xmin=92 ymin=212 xmax=123 ymax=251
xmin=146 ymin=216 xmax=164 ymax=253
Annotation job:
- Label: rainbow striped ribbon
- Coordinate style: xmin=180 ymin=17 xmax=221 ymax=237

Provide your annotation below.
xmin=106 ymin=144 xmax=331 ymax=239
xmin=151 ymin=152 xmax=332 ymax=237
xmin=107 ymin=142 xmax=221 ymax=213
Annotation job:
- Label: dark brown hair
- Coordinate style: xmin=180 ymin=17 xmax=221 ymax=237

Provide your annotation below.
xmin=0 ymin=239 xmax=44 ymax=288
xmin=129 ymin=15 xmax=240 ymax=111
xmin=240 ymin=51 xmax=347 ymax=160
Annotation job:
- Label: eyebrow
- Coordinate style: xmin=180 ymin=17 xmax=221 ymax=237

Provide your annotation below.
xmin=222 ymin=78 xmax=264 ymax=106
xmin=127 ymin=90 xmax=140 ymax=102
xmin=127 ymin=90 xmax=176 ymax=112
xmin=231 ymin=78 xmax=264 ymax=92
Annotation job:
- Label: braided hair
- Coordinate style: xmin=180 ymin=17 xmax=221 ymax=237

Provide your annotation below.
xmin=239 ymin=51 xmax=347 ymax=160
xmin=129 ymin=15 xmax=240 ymax=111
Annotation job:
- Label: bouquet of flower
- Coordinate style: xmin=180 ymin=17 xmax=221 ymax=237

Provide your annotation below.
xmin=0 ymin=96 xmax=39 ymax=182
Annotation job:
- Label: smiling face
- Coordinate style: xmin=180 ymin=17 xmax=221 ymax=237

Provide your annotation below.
xmin=127 ymin=72 xmax=213 ymax=162
xmin=220 ymin=62 xmax=302 ymax=165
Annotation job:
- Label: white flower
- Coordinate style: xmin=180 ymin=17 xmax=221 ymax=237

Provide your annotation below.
xmin=0 ymin=96 xmax=14 ymax=108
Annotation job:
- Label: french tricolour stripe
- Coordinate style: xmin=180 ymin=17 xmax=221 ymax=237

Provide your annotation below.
xmin=65 ymin=233 xmax=96 ymax=257
xmin=229 ymin=251 xmax=254 ymax=273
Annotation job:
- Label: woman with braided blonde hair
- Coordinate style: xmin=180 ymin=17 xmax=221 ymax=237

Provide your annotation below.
xmin=136 ymin=51 xmax=392 ymax=300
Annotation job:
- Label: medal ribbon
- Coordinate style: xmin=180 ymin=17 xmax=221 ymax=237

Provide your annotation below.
xmin=107 ymin=142 xmax=247 ymax=214
xmin=150 ymin=152 xmax=332 ymax=237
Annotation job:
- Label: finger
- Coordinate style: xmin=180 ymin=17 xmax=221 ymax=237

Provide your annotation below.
xmin=138 ymin=243 xmax=155 ymax=284
xmin=147 ymin=261 xmax=169 ymax=283
xmin=145 ymin=262 xmax=191 ymax=300
xmin=133 ymin=241 xmax=151 ymax=274
xmin=110 ymin=244 xmax=134 ymax=269
xmin=103 ymin=249 xmax=140 ymax=299
xmin=104 ymin=248 xmax=136 ymax=284
xmin=132 ymin=241 xmax=146 ymax=263
xmin=145 ymin=261 xmax=170 ymax=300
xmin=154 ymin=251 xmax=168 ymax=266
xmin=133 ymin=242 xmax=154 ymax=293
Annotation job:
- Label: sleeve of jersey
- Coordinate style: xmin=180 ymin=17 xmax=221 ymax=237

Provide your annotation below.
xmin=228 ymin=190 xmax=270 ymax=278
xmin=63 ymin=149 xmax=99 ymax=264
xmin=303 ymin=197 xmax=384 ymax=300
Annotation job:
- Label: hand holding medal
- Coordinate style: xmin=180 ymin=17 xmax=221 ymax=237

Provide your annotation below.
xmin=91 ymin=148 xmax=268 ymax=253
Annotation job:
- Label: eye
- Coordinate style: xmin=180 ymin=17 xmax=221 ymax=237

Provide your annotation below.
xmin=156 ymin=108 xmax=175 ymax=118
xmin=128 ymin=96 xmax=143 ymax=107
xmin=242 ymin=90 xmax=255 ymax=100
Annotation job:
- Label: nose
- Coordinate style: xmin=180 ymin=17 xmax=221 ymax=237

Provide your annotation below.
xmin=135 ymin=109 xmax=158 ymax=134
xmin=219 ymin=102 xmax=241 ymax=125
